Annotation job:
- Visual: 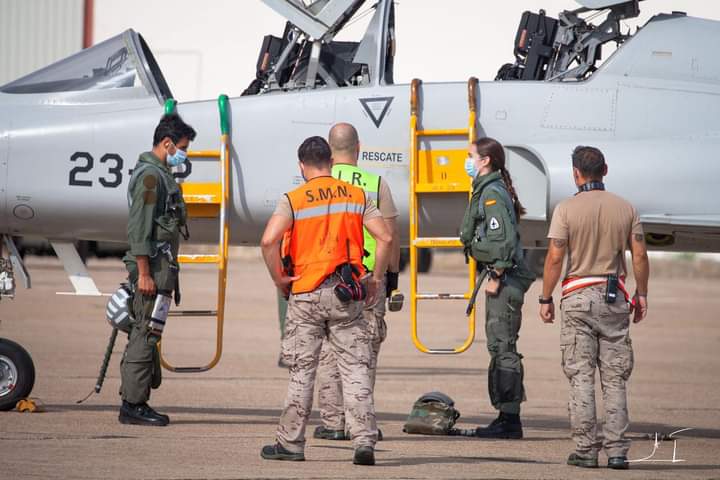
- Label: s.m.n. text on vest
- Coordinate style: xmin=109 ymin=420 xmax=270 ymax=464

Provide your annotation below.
xmin=305 ymin=184 xmax=350 ymax=202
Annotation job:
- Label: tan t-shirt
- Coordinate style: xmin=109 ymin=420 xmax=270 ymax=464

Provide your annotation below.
xmin=273 ymin=192 xmax=382 ymax=224
xmin=547 ymin=190 xmax=643 ymax=278
xmin=377 ymin=178 xmax=399 ymax=219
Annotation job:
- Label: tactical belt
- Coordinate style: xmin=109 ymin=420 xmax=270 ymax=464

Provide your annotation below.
xmin=562 ymin=275 xmax=629 ymax=301
xmin=318 ymin=275 xmax=341 ymax=289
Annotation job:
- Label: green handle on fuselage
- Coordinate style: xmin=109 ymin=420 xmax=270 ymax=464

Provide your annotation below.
xmin=218 ymin=94 xmax=229 ymax=136
xmin=164 ymin=95 xmax=228 ymax=135
xmin=164 ymin=98 xmax=177 ymax=115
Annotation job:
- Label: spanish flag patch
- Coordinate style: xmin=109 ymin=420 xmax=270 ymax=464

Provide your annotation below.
xmin=484 ymin=199 xmax=497 ymax=206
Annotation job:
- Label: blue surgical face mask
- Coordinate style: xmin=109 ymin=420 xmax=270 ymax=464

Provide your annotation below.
xmin=167 ymin=146 xmax=187 ymax=167
xmin=464 ymin=156 xmax=478 ymax=178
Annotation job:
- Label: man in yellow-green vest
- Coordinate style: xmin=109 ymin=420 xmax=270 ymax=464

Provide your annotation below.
xmin=313 ymin=122 xmax=401 ymax=441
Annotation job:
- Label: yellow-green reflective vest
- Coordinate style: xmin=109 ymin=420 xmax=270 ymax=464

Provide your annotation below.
xmin=332 ymin=163 xmax=381 ymax=271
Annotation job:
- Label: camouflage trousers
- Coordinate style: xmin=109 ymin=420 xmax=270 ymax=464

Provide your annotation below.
xmin=277 ymin=283 xmax=377 ymax=453
xmin=560 ymin=284 xmax=634 ymax=458
xmin=277 ymin=291 xmax=288 ymax=339
xmin=317 ymin=279 xmax=387 ymax=431
xmin=120 ymin=291 xmax=162 ymax=404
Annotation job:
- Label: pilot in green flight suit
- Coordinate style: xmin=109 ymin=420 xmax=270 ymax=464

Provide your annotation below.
xmin=460 ymin=137 xmax=535 ymax=439
xmin=119 ymin=113 xmax=196 ymax=426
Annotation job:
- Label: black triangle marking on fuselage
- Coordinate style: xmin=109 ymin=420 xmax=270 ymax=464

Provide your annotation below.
xmin=359 ymin=97 xmax=394 ymax=128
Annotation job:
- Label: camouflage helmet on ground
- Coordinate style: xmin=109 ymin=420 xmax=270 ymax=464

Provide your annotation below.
xmin=403 ymin=391 xmax=460 ymax=435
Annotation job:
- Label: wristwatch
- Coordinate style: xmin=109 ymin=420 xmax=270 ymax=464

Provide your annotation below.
xmin=538 ymin=296 xmax=553 ymax=304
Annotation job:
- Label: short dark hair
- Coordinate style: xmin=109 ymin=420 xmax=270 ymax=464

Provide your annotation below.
xmin=153 ymin=113 xmax=197 ymax=146
xmin=572 ymin=146 xmax=606 ymax=179
xmin=297 ymin=136 xmax=332 ymax=168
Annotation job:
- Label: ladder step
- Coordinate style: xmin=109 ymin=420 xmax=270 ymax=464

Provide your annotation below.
xmin=177 ymin=254 xmax=219 ymax=264
xmin=416 ymin=129 xmax=469 ymax=137
xmin=413 ymin=237 xmax=463 ymax=248
xmin=168 ymin=310 xmax=218 ymax=317
xmin=181 ymin=182 xmax=222 ymax=205
xmin=414 ymin=182 xmax=470 ymax=193
xmin=187 ymin=150 xmax=221 ymax=159
xmin=417 ymin=293 xmax=469 ymax=300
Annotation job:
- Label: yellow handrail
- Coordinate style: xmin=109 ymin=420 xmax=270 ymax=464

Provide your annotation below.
xmin=159 ymin=95 xmax=230 ymax=373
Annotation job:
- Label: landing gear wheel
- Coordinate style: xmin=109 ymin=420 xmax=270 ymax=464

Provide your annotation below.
xmin=0 ymin=338 xmax=35 ymax=411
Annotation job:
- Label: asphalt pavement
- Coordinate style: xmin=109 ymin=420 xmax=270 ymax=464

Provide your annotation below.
xmin=1 ymin=253 xmax=719 ymax=479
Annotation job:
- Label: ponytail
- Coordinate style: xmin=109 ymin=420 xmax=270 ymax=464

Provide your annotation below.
xmin=473 ymin=137 xmax=526 ymax=218
xmin=500 ymin=167 xmax=526 ymax=218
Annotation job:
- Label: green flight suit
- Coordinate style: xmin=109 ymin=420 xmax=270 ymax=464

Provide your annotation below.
xmin=120 ymin=152 xmax=186 ymax=404
xmin=460 ymin=170 xmax=534 ymax=415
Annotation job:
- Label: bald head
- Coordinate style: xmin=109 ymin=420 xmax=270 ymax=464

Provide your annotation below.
xmin=328 ymin=122 xmax=359 ymax=164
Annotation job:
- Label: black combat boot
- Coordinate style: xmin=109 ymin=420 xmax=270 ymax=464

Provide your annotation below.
xmin=567 ymin=452 xmax=599 ymax=468
xmin=353 ymin=446 xmax=375 ymax=465
xmin=474 ymin=412 xmax=523 ymax=439
xmin=313 ymin=425 xmax=347 ymax=440
xmin=119 ymin=401 xmax=169 ymax=427
xmin=143 ymin=403 xmax=170 ymax=424
xmin=608 ymin=456 xmax=629 ymax=470
xmin=260 ymin=443 xmax=305 ymax=461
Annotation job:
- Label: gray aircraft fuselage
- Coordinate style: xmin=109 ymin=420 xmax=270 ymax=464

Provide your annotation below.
xmin=1 ymin=11 xmax=719 ymax=253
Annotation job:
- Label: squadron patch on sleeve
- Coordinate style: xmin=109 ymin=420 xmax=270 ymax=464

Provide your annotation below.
xmin=489 ymin=217 xmax=500 ymax=230
xmin=143 ymin=175 xmax=158 ymax=189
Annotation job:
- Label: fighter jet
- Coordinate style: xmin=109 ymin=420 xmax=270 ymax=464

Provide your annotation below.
xmin=1 ymin=0 xmax=718 ymax=408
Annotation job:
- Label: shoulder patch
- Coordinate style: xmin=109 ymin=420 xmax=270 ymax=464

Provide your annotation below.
xmin=484 ymin=199 xmax=497 ymax=206
xmin=143 ymin=175 xmax=158 ymax=189
xmin=489 ymin=217 xmax=500 ymax=230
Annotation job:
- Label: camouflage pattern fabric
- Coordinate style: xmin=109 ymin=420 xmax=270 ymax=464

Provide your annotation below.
xmin=317 ymin=279 xmax=386 ymax=431
xmin=403 ymin=397 xmax=460 ymax=435
xmin=560 ymin=284 xmax=634 ymax=458
xmin=276 ymin=284 xmax=377 ymax=453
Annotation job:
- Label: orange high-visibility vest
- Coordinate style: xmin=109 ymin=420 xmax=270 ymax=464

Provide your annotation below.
xmin=286 ymin=176 xmax=366 ymax=294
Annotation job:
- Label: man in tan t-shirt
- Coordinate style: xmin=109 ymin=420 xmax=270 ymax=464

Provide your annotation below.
xmin=539 ymin=146 xmax=649 ymax=470
xmin=314 ymin=122 xmax=401 ymax=441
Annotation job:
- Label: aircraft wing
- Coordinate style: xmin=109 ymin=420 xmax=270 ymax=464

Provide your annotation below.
xmin=641 ymin=214 xmax=720 ymax=229
xmin=640 ymin=214 xmax=720 ymax=251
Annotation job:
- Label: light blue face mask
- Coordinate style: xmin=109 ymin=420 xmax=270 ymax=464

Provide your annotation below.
xmin=167 ymin=147 xmax=188 ymax=167
xmin=464 ymin=156 xmax=478 ymax=178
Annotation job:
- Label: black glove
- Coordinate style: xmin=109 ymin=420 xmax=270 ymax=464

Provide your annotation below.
xmin=385 ymin=271 xmax=399 ymax=298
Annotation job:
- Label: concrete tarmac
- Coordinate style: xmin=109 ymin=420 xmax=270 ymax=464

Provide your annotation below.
xmin=1 ymin=254 xmax=719 ymax=479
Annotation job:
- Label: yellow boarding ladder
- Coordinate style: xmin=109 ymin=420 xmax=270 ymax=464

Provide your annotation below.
xmin=409 ymin=78 xmax=479 ymax=354
xmin=158 ymin=95 xmax=231 ymax=373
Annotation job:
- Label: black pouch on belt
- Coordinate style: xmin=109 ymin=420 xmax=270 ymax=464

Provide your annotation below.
xmin=605 ymin=274 xmax=618 ymax=304
xmin=334 ymin=263 xmax=366 ymax=302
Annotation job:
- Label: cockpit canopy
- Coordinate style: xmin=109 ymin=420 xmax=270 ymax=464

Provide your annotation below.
xmin=0 ymin=30 xmax=171 ymax=102
xmin=244 ymin=0 xmax=395 ymax=94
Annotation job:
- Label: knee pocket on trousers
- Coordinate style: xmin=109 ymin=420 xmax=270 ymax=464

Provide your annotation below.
xmin=125 ymin=330 xmax=159 ymax=364
xmin=489 ymin=352 xmax=524 ymax=405
xmin=560 ymin=332 xmax=579 ymax=379
xmin=609 ymin=337 xmax=634 ymax=381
